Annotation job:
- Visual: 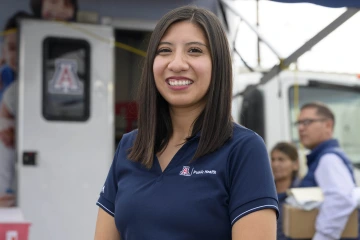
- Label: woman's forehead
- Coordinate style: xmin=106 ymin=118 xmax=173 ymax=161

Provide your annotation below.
xmin=161 ymin=21 xmax=207 ymax=41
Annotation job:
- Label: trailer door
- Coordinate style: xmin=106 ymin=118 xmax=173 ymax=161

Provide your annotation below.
xmin=17 ymin=19 xmax=114 ymax=240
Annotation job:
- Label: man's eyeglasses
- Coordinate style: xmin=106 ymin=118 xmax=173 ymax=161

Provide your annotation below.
xmin=294 ymin=118 xmax=327 ymax=127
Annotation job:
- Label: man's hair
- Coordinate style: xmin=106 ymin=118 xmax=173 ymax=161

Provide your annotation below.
xmin=301 ymin=102 xmax=335 ymax=125
xmin=3 ymin=11 xmax=33 ymax=32
xmin=128 ymin=6 xmax=233 ymax=168
xmin=30 ymin=0 xmax=78 ymax=21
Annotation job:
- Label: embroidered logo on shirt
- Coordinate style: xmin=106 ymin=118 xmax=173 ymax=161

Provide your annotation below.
xmin=179 ymin=166 xmax=216 ymax=176
xmin=179 ymin=166 xmax=192 ymax=176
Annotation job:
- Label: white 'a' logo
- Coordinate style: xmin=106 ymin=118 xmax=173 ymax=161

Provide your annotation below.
xmin=48 ymin=59 xmax=84 ymax=95
xmin=179 ymin=166 xmax=192 ymax=176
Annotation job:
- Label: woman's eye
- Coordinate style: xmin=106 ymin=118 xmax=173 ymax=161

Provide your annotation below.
xmin=156 ymin=48 xmax=171 ymax=54
xmin=189 ymin=47 xmax=202 ymax=53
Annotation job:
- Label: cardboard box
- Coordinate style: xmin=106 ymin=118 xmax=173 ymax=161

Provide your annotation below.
xmin=283 ymin=204 xmax=358 ymax=239
xmin=0 ymin=208 xmax=31 ymax=240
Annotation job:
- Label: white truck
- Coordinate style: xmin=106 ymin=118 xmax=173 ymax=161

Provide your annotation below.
xmin=231 ymin=70 xmax=360 ymax=178
xmin=5 ymin=0 xmax=359 ymax=239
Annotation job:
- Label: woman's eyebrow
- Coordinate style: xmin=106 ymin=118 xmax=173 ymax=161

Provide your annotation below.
xmin=158 ymin=41 xmax=208 ymax=48
xmin=158 ymin=42 xmax=172 ymax=46
xmin=185 ymin=41 xmax=208 ymax=47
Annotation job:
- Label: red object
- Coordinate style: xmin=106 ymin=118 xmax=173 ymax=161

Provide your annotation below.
xmin=115 ymin=102 xmax=138 ymax=133
xmin=0 ymin=223 xmax=31 ymax=240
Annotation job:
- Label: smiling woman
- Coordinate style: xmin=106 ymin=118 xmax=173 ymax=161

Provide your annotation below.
xmin=95 ymin=6 xmax=279 ymax=240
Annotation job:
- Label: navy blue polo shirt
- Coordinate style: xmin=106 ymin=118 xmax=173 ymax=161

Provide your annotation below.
xmin=96 ymin=123 xmax=279 ymax=240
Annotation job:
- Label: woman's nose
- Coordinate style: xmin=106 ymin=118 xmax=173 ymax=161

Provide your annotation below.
xmin=167 ymin=52 xmax=189 ymax=72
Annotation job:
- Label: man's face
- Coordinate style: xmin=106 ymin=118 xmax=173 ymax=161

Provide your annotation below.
xmin=2 ymin=32 xmax=17 ymax=71
xmin=42 ymin=0 xmax=75 ymax=21
xmin=297 ymin=107 xmax=333 ymax=150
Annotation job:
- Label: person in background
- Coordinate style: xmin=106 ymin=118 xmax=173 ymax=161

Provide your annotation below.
xmin=0 ymin=11 xmax=32 ymax=103
xmin=30 ymin=0 xmax=78 ymax=21
xmin=0 ymin=0 xmax=78 ymax=206
xmin=0 ymin=11 xmax=32 ymax=207
xmin=0 ymin=0 xmax=79 ymax=147
xmin=94 ymin=6 xmax=278 ymax=240
xmin=0 ymin=0 xmax=79 ymax=144
xmin=271 ymin=142 xmax=300 ymax=240
xmin=296 ymin=102 xmax=358 ymax=240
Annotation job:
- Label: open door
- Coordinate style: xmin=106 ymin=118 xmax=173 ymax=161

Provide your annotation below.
xmin=17 ymin=19 xmax=114 ymax=240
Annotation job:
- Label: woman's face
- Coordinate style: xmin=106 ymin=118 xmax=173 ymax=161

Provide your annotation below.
xmin=153 ymin=21 xmax=212 ymax=111
xmin=42 ymin=0 xmax=75 ymax=21
xmin=271 ymin=149 xmax=298 ymax=182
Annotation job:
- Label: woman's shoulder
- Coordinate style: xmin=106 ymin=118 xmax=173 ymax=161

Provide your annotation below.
xmin=117 ymin=129 xmax=138 ymax=149
xmin=113 ymin=129 xmax=138 ymax=166
xmin=222 ymin=123 xmax=267 ymax=163
xmin=231 ymin=122 xmax=264 ymax=145
xmin=224 ymin=123 xmax=269 ymax=167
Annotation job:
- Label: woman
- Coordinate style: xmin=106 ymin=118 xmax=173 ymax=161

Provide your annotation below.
xmin=95 ymin=6 xmax=278 ymax=240
xmin=271 ymin=142 xmax=300 ymax=240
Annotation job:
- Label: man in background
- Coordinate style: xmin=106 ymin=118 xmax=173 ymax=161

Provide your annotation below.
xmin=296 ymin=102 xmax=358 ymax=240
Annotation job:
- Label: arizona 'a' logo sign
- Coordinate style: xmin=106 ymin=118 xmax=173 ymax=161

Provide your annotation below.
xmin=179 ymin=166 xmax=192 ymax=176
xmin=48 ymin=59 xmax=83 ymax=95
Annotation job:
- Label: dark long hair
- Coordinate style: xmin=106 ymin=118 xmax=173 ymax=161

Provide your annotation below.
xmin=128 ymin=6 xmax=233 ymax=168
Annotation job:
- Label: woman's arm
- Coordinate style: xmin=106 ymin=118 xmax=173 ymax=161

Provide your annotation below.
xmin=94 ymin=208 xmax=121 ymax=240
xmin=232 ymin=209 xmax=277 ymax=240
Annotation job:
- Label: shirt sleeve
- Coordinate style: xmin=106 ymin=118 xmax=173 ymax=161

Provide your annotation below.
xmin=228 ymin=133 xmax=279 ymax=225
xmin=313 ymin=153 xmax=357 ymax=240
xmin=96 ymin=144 xmax=121 ymax=217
